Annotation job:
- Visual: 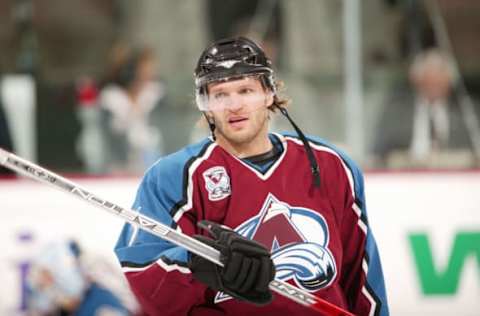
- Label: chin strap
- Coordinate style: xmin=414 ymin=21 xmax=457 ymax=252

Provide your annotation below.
xmin=203 ymin=113 xmax=216 ymax=141
xmin=276 ymin=106 xmax=321 ymax=188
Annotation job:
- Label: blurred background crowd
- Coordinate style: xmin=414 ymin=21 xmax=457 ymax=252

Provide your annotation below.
xmin=1 ymin=0 xmax=480 ymax=176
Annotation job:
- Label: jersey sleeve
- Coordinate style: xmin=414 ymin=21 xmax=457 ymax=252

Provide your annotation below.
xmin=113 ymin=151 xmax=208 ymax=315
xmin=335 ymin=157 xmax=389 ymax=316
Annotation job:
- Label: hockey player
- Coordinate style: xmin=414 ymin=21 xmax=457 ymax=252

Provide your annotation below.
xmin=115 ymin=37 xmax=389 ymax=315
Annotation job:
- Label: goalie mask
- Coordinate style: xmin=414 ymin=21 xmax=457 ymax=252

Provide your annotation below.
xmin=194 ymin=37 xmax=275 ymax=112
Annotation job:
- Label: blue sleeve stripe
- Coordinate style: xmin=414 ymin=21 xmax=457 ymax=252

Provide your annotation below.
xmin=364 ymin=252 xmax=382 ymax=316
xmin=116 ymin=238 xmax=190 ymax=268
xmin=119 ymin=256 xmax=190 ymax=270
xmin=329 ymin=152 xmax=388 ymax=316
xmin=365 ymin=282 xmax=382 ymax=316
xmin=116 ymin=235 xmax=179 ymax=265
xmin=365 ymin=237 xmax=389 ymax=316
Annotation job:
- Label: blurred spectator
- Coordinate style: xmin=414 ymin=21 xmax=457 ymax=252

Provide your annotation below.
xmin=372 ymin=49 xmax=478 ymax=168
xmin=0 ymin=85 xmax=14 ymax=175
xmin=26 ymin=240 xmax=135 ymax=316
xmin=75 ymin=76 xmax=105 ymax=174
xmin=99 ymin=45 xmax=165 ymax=174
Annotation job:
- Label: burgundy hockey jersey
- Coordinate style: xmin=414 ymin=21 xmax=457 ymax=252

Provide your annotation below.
xmin=115 ymin=133 xmax=389 ymax=316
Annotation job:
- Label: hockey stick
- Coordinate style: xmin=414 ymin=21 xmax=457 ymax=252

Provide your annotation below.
xmin=0 ymin=148 xmax=354 ymax=316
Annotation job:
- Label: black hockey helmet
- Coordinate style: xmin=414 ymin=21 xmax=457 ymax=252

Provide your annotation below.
xmin=194 ymin=37 xmax=275 ymax=93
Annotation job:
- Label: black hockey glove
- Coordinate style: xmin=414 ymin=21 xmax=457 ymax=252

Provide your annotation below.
xmin=188 ymin=220 xmax=275 ymax=305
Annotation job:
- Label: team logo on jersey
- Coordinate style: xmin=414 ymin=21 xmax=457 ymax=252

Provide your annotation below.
xmin=203 ymin=166 xmax=231 ymax=201
xmin=215 ymin=193 xmax=337 ymax=304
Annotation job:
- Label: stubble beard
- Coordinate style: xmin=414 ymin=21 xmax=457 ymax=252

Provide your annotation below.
xmin=214 ymin=110 xmax=270 ymax=149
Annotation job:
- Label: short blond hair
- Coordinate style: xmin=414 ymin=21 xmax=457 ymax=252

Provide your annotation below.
xmin=267 ymin=80 xmax=290 ymax=112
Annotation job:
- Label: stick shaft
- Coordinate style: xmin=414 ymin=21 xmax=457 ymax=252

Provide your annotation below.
xmin=0 ymin=148 xmax=222 ymax=265
xmin=0 ymin=148 xmax=354 ymax=316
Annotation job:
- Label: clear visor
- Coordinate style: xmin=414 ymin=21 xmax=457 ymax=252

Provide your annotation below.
xmin=196 ymin=90 xmax=272 ymax=112
xmin=196 ymin=79 xmax=274 ymax=112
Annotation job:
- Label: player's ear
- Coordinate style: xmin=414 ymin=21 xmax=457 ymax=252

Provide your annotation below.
xmin=265 ymin=92 xmax=274 ymax=108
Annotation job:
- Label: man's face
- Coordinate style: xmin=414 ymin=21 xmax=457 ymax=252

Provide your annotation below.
xmin=411 ymin=61 xmax=452 ymax=102
xmin=206 ymin=76 xmax=273 ymax=150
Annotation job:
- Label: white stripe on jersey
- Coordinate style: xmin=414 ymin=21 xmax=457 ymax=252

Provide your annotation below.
xmin=353 ymin=203 xmax=368 ymax=235
xmin=362 ymin=286 xmax=377 ymax=316
xmin=122 ymin=257 xmax=191 ymax=274
xmin=173 ymin=142 xmax=217 ymax=223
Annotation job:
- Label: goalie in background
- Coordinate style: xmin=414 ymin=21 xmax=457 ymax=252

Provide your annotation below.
xmin=25 ymin=240 xmax=140 ymax=316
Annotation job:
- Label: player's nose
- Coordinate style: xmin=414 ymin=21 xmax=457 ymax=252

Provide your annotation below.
xmin=226 ymin=94 xmax=244 ymax=112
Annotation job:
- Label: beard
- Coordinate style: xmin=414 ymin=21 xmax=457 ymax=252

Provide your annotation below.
xmin=212 ymin=108 xmax=270 ymax=148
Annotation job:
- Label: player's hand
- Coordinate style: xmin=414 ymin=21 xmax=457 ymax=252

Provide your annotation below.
xmin=188 ymin=220 xmax=275 ymax=305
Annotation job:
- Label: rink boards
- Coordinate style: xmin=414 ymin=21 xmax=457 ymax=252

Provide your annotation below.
xmin=0 ymin=172 xmax=478 ymax=315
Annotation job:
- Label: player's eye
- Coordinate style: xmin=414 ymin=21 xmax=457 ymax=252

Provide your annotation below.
xmin=239 ymin=88 xmax=254 ymax=95
xmin=212 ymin=92 xmax=228 ymax=100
